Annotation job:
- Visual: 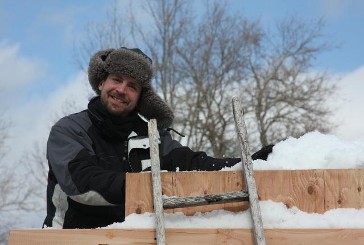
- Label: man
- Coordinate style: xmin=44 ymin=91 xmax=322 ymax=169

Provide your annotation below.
xmin=43 ymin=47 xmax=270 ymax=229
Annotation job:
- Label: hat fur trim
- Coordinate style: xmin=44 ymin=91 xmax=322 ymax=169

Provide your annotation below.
xmin=88 ymin=47 xmax=174 ymax=128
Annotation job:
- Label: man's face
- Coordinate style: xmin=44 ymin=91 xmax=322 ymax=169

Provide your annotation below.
xmin=98 ymin=74 xmax=142 ymax=116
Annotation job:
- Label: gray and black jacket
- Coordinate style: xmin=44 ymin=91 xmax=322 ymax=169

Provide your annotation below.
xmin=43 ymin=97 xmax=240 ymax=229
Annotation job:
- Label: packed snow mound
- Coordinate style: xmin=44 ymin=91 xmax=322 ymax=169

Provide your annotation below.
xmin=226 ymin=131 xmax=364 ymax=170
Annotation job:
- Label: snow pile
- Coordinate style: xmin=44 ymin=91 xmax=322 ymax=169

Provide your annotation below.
xmin=104 ymin=131 xmax=364 ymax=229
xmin=228 ymin=131 xmax=364 ymax=170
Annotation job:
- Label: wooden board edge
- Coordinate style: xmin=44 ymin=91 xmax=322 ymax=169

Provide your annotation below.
xmin=9 ymin=228 xmax=364 ymax=245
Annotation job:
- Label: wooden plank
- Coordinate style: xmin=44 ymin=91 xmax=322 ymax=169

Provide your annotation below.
xmin=171 ymin=171 xmax=245 ymax=215
xmin=221 ymin=170 xmax=248 ymax=212
xmin=9 ymin=228 xmax=364 ymax=245
xmin=324 ymin=169 xmax=364 ymax=210
xmin=256 ymin=170 xmax=325 ymax=213
xmin=126 ymin=169 xmax=364 ymax=216
xmin=125 ymin=171 xmax=246 ymax=216
xmin=10 ymin=169 xmax=364 ymax=245
xmin=126 ymin=170 xmax=332 ymax=216
xmin=125 ymin=172 xmax=174 ymax=215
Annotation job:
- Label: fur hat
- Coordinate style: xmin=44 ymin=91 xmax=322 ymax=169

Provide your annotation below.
xmin=88 ymin=47 xmax=174 ymax=128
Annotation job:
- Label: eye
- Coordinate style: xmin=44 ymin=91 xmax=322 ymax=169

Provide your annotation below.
xmin=126 ymin=80 xmax=141 ymax=91
xmin=128 ymin=83 xmax=138 ymax=91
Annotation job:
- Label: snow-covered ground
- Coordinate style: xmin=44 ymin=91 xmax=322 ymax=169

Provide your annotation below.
xmin=105 ymin=131 xmax=364 ymax=229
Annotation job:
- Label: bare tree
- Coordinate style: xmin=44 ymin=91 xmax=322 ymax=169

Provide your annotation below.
xmin=72 ymin=0 xmax=131 ymax=71
xmin=0 ymin=117 xmax=9 ymax=161
xmin=73 ymin=0 xmax=338 ymax=155
xmin=172 ymin=2 xmax=260 ymax=156
xmin=23 ymin=97 xmax=85 ymax=198
xmin=118 ymin=0 xmax=256 ymax=156
xmin=241 ymin=17 xmax=337 ymax=147
xmin=135 ymin=0 xmax=191 ymax=111
xmin=0 ymin=116 xmax=36 ymax=244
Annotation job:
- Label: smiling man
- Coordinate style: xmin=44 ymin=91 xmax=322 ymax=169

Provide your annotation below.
xmin=43 ymin=47 xmax=250 ymax=229
xmin=98 ymin=74 xmax=142 ymax=116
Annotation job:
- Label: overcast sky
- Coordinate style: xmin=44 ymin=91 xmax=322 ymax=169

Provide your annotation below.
xmin=0 ymin=0 xmax=364 ymax=163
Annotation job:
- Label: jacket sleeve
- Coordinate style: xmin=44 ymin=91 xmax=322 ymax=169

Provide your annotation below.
xmin=159 ymin=129 xmax=240 ymax=171
xmin=47 ymin=117 xmax=124 ymax=206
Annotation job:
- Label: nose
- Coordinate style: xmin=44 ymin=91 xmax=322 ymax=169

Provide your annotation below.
xmin=115 ymin=81 xmax=127 ymax=94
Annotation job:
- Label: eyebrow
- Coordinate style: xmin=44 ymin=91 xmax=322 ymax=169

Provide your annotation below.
xmin=128 ymin=80 xmax=141 ymax=89
xmin=112 ymin=74 xmax=141 ymax=87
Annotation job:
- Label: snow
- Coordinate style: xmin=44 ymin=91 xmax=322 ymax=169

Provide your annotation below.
xmin=106 ymin=201 xmax=364 ymax=229
xmin=103 ymin=131 xmax=364 ymax=229
xmin=228 ymin=131 xmax=364 ymax=170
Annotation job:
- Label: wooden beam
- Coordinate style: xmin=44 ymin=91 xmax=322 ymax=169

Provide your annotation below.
xmin=324 ymin=169 xmax=364 ymax=210
xmin=125 ymin=171 xmax=247 ymax=216
xmin=255 ymin=169 xmax=325 ymax=212
xmin=125 ymin=169 xmax=364 ymax=216
xmin=9 ymin=228 xmax=364 ymax=245
xmin=9 ymin=170 xmax=364 ymax=244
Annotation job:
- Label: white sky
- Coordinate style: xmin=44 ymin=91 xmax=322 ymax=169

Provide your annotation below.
xmin=331 ymin=67 xmax=364 ymax=140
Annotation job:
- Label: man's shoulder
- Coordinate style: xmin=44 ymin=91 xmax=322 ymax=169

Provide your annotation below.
xmin=53 ymin=110 xmax=91 ymax=130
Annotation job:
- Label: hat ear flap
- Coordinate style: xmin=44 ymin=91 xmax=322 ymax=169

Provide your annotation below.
xmin=88 ymin=49 xmax=114 ymax=94
xmin=137 ymin=88 xmax=174 ymax=129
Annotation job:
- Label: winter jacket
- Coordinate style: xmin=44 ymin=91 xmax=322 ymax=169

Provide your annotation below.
xmin=43 ymin=98 xmax=240 ymax=229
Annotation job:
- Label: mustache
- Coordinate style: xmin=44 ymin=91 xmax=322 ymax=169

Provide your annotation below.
xmin=110 ymin=92 xmax=130 ymax=103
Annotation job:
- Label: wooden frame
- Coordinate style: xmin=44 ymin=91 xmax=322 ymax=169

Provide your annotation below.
xmin=8 ymin=169 xmax=364 ymax=244
xmin=125 ymin=169 xmax=364 ymax=216
xmin=9 ymin=228 xmax=364 ymax=245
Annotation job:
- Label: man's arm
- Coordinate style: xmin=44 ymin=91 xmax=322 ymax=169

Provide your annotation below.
xmin=47 ymin=118 xmax=125 ymax=206
xmin=158 ymin=129 xmax=240 ymax=171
